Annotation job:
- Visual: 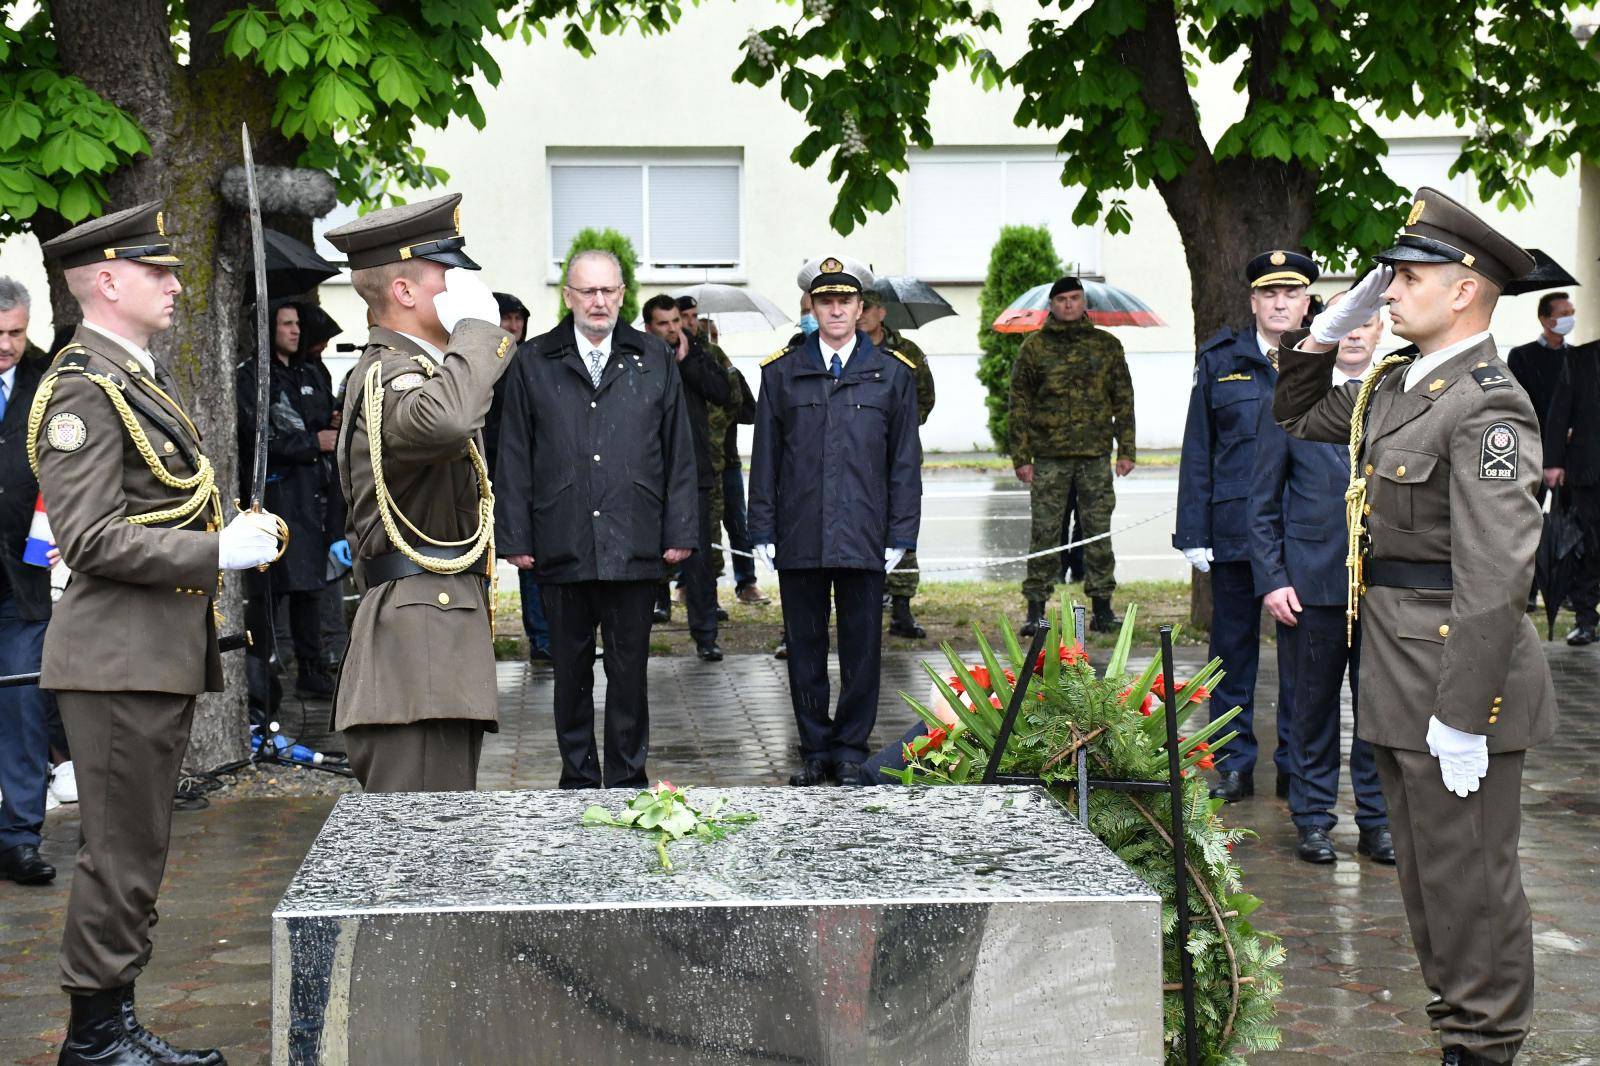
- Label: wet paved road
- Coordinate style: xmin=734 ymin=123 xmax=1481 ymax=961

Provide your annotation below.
xmin=3 ymin=644 xmax=1596 ymax=1063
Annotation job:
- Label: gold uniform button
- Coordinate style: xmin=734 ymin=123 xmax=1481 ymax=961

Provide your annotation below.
xmin=1364 ymin=463 xmax=1374 ymax=475
xmin=1396 ymin=465 xmax=1407 ymax=477
xmin=1489 ymin=716 xmax=1499 ymax=724
xmin=1438 ymin=624 xmax=1450 ymax=637
xmin=1363 ymin=503 xmax=1372 ymax=516
xmin=437 ymin=592 xmax=451 ymax=606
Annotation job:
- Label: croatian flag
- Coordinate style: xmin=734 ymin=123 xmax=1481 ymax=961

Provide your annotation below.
xmin=22 ymin=494 xmax=53 ymax=567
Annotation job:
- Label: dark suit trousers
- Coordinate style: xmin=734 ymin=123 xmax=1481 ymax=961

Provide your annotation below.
xmin=1287 ymin=606 xmax=1385 ymax=831
xmin=778 ymin=567 xmax=886 ymax=764
xmin=1208 ymin=561 xmax=1293 ymax=776
xmin=543 ymin=580 xmax=655 ymax=788
xmin=0 ymin=593 xmax=50 ymax=849
xmin=55 ymin=690 xmax=194 ymax=994
xmin=1376 ymin=747 xmax=1531 ymax=1063
xmin=681 ymin=487 xmax=718 ymax=644
xmin=1568 ymin=483 xmax=1600 ymax=627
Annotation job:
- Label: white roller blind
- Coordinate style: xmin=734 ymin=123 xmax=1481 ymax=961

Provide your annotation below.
xmin=1383 ymin=138 xmax=1469 ymax=201
xmin=1005 ymin=160 xmax=1100 ymax=274
xmin=907 ymin=161 xmax=1003 ymax=280
xmin=649 ymin=165 xmax=740 ymax=265
xmin=550 ymin=165 xmax=644 ymax=262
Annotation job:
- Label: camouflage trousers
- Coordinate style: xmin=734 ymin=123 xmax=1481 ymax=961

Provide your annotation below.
xmin=1023 ymin=456 xmax=1116 ymax=602
xmin=886 ymin=550 xmax=920 ymax=599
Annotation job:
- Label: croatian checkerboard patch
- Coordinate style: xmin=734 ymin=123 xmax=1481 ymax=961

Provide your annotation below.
xmin=46 ymin=412 xmax=87 ymax=452
xmin=1480 ymin=422 xmax=1517 ymax=480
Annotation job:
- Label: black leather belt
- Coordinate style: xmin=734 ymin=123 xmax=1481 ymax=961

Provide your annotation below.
xmin=359 ymin=546 xmax=489 ymax=589
xmin=1365 ymin=559 xmax=1453 ymax=590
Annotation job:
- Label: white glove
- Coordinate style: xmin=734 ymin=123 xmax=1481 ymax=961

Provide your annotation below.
xmin=1308 ymin=264 xmax=1393 ymax=345
xmin=884 ymin=547 xmax=906 ymax=573
xmin=433 ymin=268 xmax=501 ymax=334
xmin=754 ymin=543 xmax=777 ymax=573
xmin=1182 ymin=547 xmax=1213 ymax=573
xmin=219 ymin=511 xmax=282 ymax=571
xmin=1426 ymin=715 xmax=1489 ymax=799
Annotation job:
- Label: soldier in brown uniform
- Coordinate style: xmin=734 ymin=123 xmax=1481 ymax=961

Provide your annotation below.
xmin=33 ymin=201 xmax=285 ymax=1065
xmin=1275 ymin=187 xmax=1555 ymax=1066
xmin=325 ymin=194 xmax=514 ymax=793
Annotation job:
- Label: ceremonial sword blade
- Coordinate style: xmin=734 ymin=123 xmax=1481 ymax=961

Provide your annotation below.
xmin=243 ymin=123 xmax=271 ymax=512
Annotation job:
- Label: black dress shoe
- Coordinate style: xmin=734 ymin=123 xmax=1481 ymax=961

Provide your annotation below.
xmin=119 ymin=983 xmax=226 ymax=1065
xmin=1358 ymin=825 xmax=1397 ymax=865
xmin=1441 ymin=1046 xmax=1498 ymax=1066
xmin=653 ymin=604 xmax=671 ymax=624
xmin=1275 ymin=775 xmax=1291 ymax=799
xmin=1296 ymin=827 xmax=1337 ymax=864
xmin=774 ymin=636 xmax=788 ymax=660
xmin=294 ymin=669 xmax=335 ymax=699
xmin=696 ymin=641 xmax=724 ymax=662
xmin=528 ymin=646 xmax=553 ymax=665
xmin=788 ymin=759 xmax=830 ymax=787
xmin=1208 ymin=771 xmax=1253 ymax=803
xmin=834 ymin=761 xmax=864 ymax=787
xmin=0 ymin=842 xmax=55 ymax=884
xmin=1566 ymin=623 xmax=1597 ymax=646
xmin=715 ymin=605 xmax=730 ymax=622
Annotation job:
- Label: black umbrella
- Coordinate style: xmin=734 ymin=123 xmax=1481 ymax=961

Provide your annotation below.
xmin=1535 ymin=491 xmax=1586 ymax=639
xmin=253 ymin=229 xmax=341 ymax=299
xmin=871 ymin=275 xmax=957 ymax=331
xmin=1503 ymin=249 xmax=1579 ymax=298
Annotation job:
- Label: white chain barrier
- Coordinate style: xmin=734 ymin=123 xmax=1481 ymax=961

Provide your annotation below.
xmin=713 ymin=504 xmax=1179 ymax=575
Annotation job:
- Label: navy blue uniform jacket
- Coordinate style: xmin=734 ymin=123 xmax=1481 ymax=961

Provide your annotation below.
xmin=1174 ymin=327 xmax=1278 ymax=562
xmin=748 ymin=330 xmax=921 ymax=570
xmin=1248 ymin=398 xmax=1350 ymax=606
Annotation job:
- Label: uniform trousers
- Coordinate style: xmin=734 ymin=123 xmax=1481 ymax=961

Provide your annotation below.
xmin=1375 ymin=747 xmax=1531 ymax=1063
xmin=55 ymin=690 xmax=194 ymax=994
xmin=542 ymin=579 xmax=656 ymax=789
xmin=344 ymin=719 xmax=485 ymax=793
xmin=680 ymin=487 xmax=719 ymax=644
xmin=1287 ymin=606 xmax=1385 ymax=831
xmin=721 ymin=461 xmax=758 ymax=589
xmin=0 ymin=593 xmax=51 ymax=849
xmin=1207 ymin=561 xmax=1294 ymax=777
xmin=1023 ymin=456 xmax=1115 ymax=602
xmin=778 ymin=567 xmax=886 ymax=765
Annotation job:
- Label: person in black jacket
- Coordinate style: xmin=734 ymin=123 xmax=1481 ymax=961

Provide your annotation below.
xmin=495 ymin=250 xmax=698 ymax=789
xmin=0 ymin=277 xmax=57 ymax=885
xmin=642 ymin=294 xmax=730 ymax=660
xmin=1541 ymin=337 xmax=1600 ymax=645
xmin=749 ymin=256 xmax=922 ymax=787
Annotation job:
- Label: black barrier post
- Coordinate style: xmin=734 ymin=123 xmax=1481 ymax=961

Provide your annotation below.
xmin=981 ymin=617 xmax=1051 ymax=784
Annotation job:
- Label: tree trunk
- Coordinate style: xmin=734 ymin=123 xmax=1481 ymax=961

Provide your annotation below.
xmin=49 ymin=0 xmax=296 ymax=772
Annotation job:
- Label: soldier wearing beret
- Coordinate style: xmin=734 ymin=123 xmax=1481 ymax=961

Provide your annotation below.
xmin=748 ymin=256 xmax=922 ymax=787
xmin=34 ymin=201 xmax=285 ymax=1065
xmin=1275 ymin=186 xmax=1555 ymax=1066
xmin=860 ymin=286 xmax=936 ymax=638
xmin=1175 ymin=249 xmax=1317 ymax=803
xmin=325 ymin=193 xmax=514 ymax=793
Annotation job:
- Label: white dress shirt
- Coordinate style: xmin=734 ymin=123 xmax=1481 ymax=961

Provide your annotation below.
xmin=398 ymin=331 xmax=447 ymax=363
xmin=573 ymin=323 xmax=614 ymax=362
xmin=820 ymin=334 xmax=858 ymax=374
xmin=80 ymin=320 xmax=155 ymax=375
xmin=1403 ymin=330 xmax=1493 ymax=391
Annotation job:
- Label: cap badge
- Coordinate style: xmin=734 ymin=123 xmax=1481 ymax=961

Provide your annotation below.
xmin=1407 ymin=200 xmax=1426 ymax=226
xmin=1270 ymin=251 xmax=1286 ymax=266
xmin=155 ymin=211 xmax=166 ymax=237
xmin=452 ymin=205 xmax=461 ymax=234
xmin=821 ymin=257 xmax=843 ymax=274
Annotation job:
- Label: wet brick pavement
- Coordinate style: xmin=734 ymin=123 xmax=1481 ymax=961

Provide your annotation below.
xmin=2 ymin=644 xmax=1597 ymax=1064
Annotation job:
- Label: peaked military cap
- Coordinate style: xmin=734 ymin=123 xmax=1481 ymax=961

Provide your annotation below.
xmin=324 ymin=193 xmax=480 ymax=270
xmin=1246 ymin=249 xmax=1318 ymax=289
xmin=798 ymin=255 xmax=873 ymax=296
xmin=1377 ymin=185 xmax=1535 ymax=290
xmin=41 ymin=200 xmax=183 ymax=270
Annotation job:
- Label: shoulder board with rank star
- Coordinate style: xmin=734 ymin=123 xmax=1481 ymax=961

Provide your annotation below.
xmin=887 ymin=348 xmax=916 ymax=370
xmin=1471 ymin=365 xmax=1514 ymax=391
xmin=761 ymin=345 xmax=794 ymax=367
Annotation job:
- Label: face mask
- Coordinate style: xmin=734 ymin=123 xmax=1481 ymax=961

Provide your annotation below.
xmin=1552 ymin=315 xmax=1576 ymax=336
xmin=799 ymin=313 xmax=820 ymax=335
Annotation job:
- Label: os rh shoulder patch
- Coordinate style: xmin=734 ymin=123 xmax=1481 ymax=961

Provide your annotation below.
xmin=46 ymin=412 xmax=88 ymax=452
xmin=1480 ymin=421 xmax=1518 ymax=480
xmin=389 ymin=372 xmax=427 ymax=392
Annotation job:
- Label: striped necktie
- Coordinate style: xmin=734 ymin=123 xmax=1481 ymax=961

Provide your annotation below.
xmin=588 ymin=350 xmax=604 ymax=388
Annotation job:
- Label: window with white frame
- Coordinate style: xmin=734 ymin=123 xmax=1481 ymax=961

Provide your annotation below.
xmin=906 ymin=150 xmax=1101 ymax=281
xmin=548 ymin=152 xmax=742 ymax=277
xmin=1382 ymin=137 xmax=1469 ymax=202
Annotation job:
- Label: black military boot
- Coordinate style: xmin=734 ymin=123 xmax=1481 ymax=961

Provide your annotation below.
xmin=1019 ymin=600 xmax=1046 ymax=636
xmin=1089 ymin=597 xmax=1120 ymax=633
xmin=888 ymin=596 xmax=926 ymax=638
xmin=58 ymin=988 xmax=154 ymax=1065
xmin=116 ymin=983 xmax=226 ymax=1065
xmin=652 ymin=583 xmax=671 ymax=624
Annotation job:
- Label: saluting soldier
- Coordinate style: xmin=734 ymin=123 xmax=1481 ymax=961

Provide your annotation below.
xmin=325 ymin=194 xmax=514 ymax=793
xmin=34 ymin=202 xmax=284 ymax=1066
xmin=1275 ymin=186 xmax=1554 ymax=1066
xmin=861 ymin=287 xmax=936 ymax=638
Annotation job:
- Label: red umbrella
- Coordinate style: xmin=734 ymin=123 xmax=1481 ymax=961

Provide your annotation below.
xmin=993 ymin=280 xmax=1167 ymax=333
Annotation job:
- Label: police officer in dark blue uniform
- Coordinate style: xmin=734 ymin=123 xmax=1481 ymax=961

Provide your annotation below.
xmin=1175 ymin=250 xmax=1317 ymax=802
xmin=749 ymin=256 xmax=922 ymax=787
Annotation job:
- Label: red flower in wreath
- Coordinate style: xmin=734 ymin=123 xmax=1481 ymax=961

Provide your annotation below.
xmin=1033 ymin=642 xmax=1088 ymax=673
xmin=1151 ymin=675 xmax=1208 ymax=704
xmin=948 ymin=665 xmax=1015 ymax=695
xmin=925 ymin=726 xmax=948 ymax=751
xmin=1118 ymin=685 xmax=1157 ymax=716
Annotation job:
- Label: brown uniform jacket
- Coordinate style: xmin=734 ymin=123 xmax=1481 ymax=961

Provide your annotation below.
xmin=334 ymin=321 xmax=512 ymax=732
xmin=1274 ymin=331 xmax=1556 ymax=753
xmin=33 ymin=325 xmax=222 ymax=695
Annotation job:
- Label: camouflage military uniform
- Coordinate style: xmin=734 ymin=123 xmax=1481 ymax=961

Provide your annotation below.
xmin=702 ymin=340 xmax=739 ymax=581
xmin=880 ymin=325 xmax=935 ymax=598
xmin=1009 ymin=314 xmax=1134 ymax=602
